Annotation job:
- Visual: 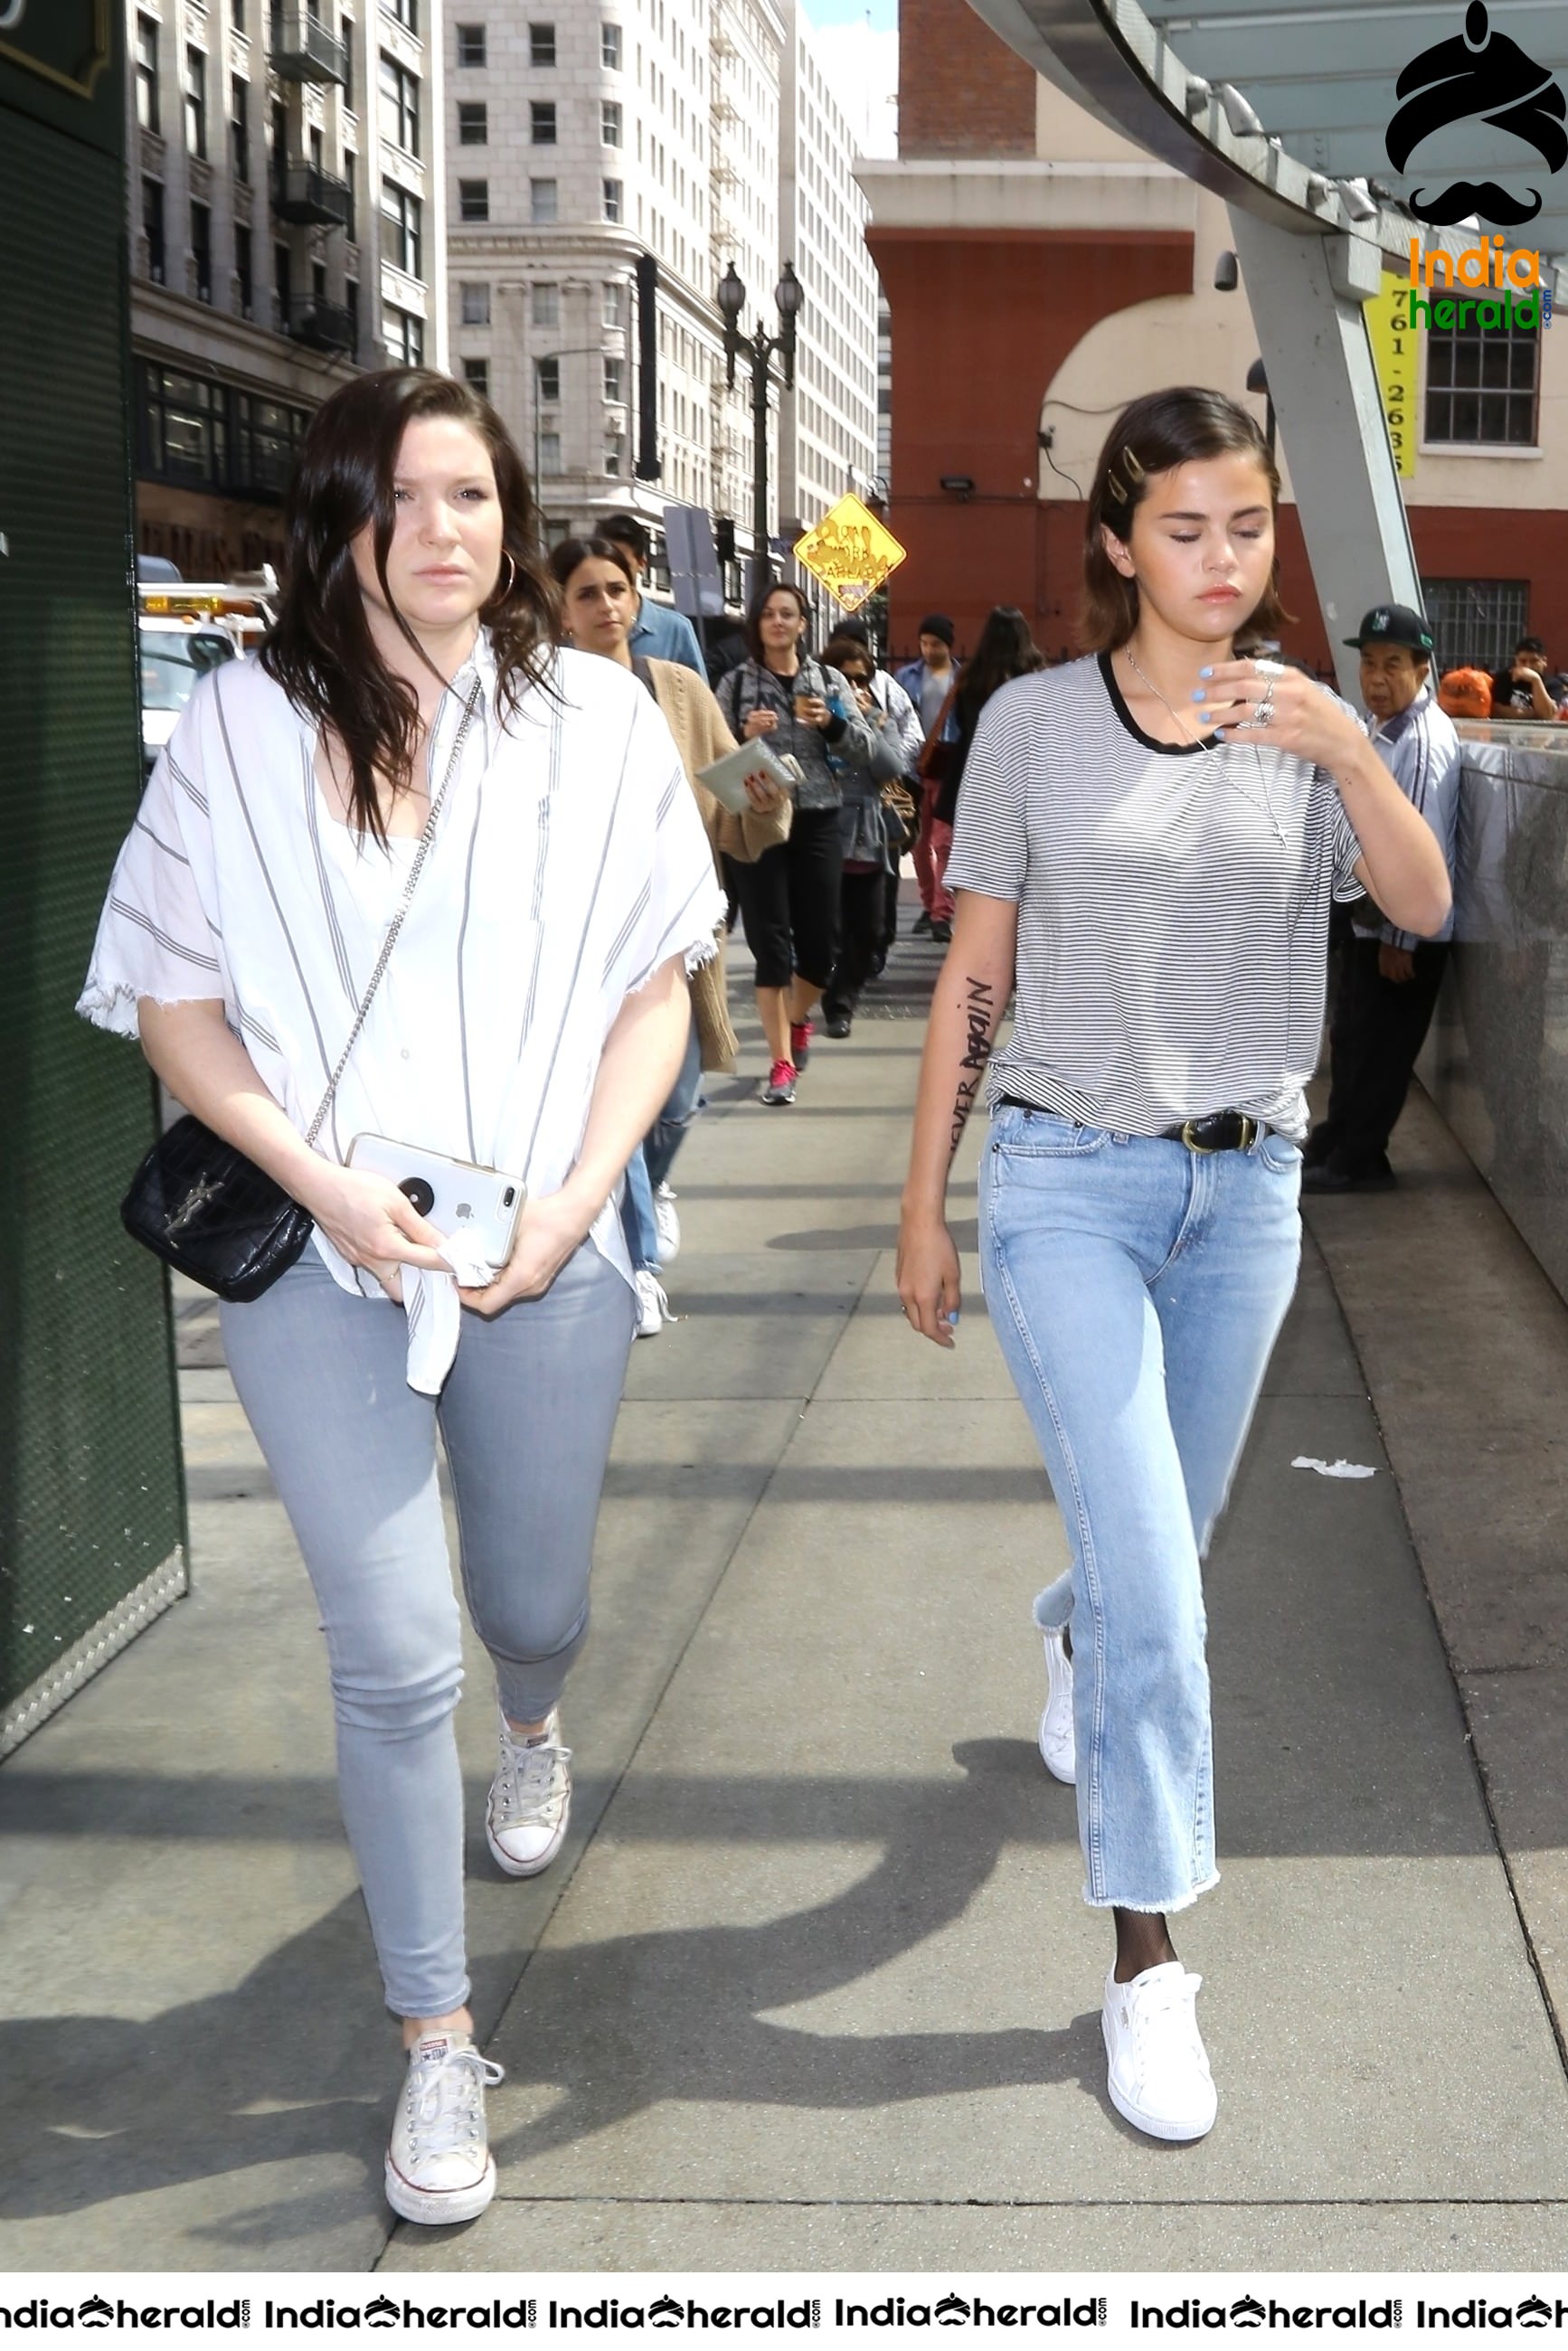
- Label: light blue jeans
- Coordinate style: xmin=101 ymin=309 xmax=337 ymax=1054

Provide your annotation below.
xmin=220 ymin=1243 xmax=636 ymax=2018
xmin=619 ymin=1024 xmax=704 ymax=1273
xmin=979 ymin=1104 xmax=1302 ymax=1914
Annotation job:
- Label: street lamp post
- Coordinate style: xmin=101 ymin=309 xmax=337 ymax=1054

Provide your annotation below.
xmin=716 ymin=260 xmax=802 ymax=600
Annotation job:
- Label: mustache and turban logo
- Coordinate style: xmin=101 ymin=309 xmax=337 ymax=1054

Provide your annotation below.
xmin=1386 ymin=0 xmax=1566 ymax=226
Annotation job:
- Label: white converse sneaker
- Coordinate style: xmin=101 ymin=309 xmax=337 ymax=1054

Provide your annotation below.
xmin=385 ymin=2033 xmax=505 ymax=2226
xmin=1038 ymin=1624 xmax=1075 ymax=1785
xmin=1101 ymin=1961 xmax=1217 ymax=2142
xmin=653 ymin=1183 xmax=681 ymax=1265
xmin=634 ymin=1268 xmax=672 ymax=1338
xmin=486 ymin=1708 xmax=571 ymax=1877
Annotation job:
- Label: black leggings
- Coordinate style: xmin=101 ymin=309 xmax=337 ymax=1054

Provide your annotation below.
xmin=728 ymin=806 xmax=844 ymax=991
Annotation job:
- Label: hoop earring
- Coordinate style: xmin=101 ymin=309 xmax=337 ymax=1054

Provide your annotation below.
xmin=493 ymin=551 xmax=517 ymax=604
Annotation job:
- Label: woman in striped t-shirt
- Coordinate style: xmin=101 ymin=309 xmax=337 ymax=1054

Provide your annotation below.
xmin=897 ymin=388 xmax=1450 ymax=2143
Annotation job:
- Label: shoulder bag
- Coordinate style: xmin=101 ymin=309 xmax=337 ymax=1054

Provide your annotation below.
xmin=119 ymin=683 xmax=483 ymax=1303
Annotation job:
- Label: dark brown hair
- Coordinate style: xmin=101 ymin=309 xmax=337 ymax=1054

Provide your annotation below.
xmin=822 ymin=633 xmax=873 ymax=679
xmin=743 ymin=580 xmax=811 ymax=666
xmin=260 ymin=368 xmax=558 ymax=839
xmin=548 ymin=535 xmax=638 ymax=598
xmin=1080 ymin=386 xmax=1289 ymax=654
xmin=955 ymin=607 xmax=1044 ymax=731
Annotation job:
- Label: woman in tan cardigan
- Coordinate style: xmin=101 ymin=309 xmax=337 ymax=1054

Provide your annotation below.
xmin=550 ymin=536 xmax=788 ymax=1328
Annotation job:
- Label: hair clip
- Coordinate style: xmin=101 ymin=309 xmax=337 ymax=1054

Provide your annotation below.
xmin=1105 ymin=470 xmax=1128 ymax=505
xmin=1121 ymin=447 xmax=1146 ymax=483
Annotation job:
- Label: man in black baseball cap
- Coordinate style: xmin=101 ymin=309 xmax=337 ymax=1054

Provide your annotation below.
xmin=1304 ymin=603 xmax=1460 ymax=1191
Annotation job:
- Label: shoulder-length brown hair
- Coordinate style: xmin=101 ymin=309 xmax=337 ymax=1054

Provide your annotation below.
xmin=1080 ymin=386 xmax=1290 ymax=654
xmin=260 ymin=368 xmax=558 ymax=838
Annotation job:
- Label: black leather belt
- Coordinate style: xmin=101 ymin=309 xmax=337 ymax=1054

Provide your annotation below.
xmin=996 ymin=1098 xmax=1264 ymax=1153
xmin=1158 ymin=1111 xmax=1262 ymax=1153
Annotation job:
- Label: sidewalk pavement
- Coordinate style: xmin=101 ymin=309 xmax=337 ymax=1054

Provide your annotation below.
xmin=5 ymin=928 xmax=1568 ymax=2275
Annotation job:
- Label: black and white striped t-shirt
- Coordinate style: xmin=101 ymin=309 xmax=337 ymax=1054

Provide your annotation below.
xmin=944 ymin=654 xmax=1365 ymax=1141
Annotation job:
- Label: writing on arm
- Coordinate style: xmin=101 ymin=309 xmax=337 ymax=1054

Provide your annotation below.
xmin=948 ymin=973 xmax=997 ymax=1157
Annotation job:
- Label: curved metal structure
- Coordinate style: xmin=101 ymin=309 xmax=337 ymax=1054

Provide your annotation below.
xmin=968 ymin=0 xmax=1568 ymax=276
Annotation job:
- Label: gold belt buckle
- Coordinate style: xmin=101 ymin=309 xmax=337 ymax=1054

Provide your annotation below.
xmin=1180 ymin=1115 xmax=1258 ymax=1154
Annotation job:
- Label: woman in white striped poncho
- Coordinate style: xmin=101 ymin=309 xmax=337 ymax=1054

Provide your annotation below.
xmin=897 ymin=387 xmax=1450 ymax=2147
xmin=80 ymin=370 xmax=723 ymax=2227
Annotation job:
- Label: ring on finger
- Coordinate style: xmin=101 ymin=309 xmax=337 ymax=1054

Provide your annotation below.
xmin=1255 ymin=691 xmax=1275 ymax=728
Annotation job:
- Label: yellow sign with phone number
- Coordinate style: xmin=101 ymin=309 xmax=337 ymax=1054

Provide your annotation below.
xmin=1364 ymin=279 xmax=1417 ymax=479
xmin=793 ymin=494 xmax=907 ymax=614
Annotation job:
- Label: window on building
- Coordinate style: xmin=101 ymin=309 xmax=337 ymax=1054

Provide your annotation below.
xmin=602 ymin=178 xmax=622 ymax=222
xmin=459 ymin=178 xmax=490 ymax=222
xmin=381 ymin=178 xmax=422 ymax=276
xmin=383 ymin=0 xmax=419 ymax=29
xmin=383 ymin=304 xmax=424 ymax=364
xmin=190 ymin=201 xmax=213 ymax=302
xmin=231 ymin=0 xmax=245 ymax=25
xmin=603 ymin=281 xmax=625 ymax=328
xmin=530 ymin=100 xmax=556 ymax=143
xmin=226 ymin=80 xmax=254 ymax=194
xmin=529 ymin=178 xmax=556 ymax=223
xmin=343 ymin=149 xmax=357 ymax=240
xmin=601 ymin=23 xmax=622 ymax=68
xmin=456 ymin=22 xmax=485 ymax=65
xmin=1424 ymin=307 xmax=1540 ymax=448
xmin=461 ymin=357 xmax=491 ymax=397
xmin=536 ymin=355 xmax=561 ymax=402
xmin=136 ymin=14 xmax=159 ymax=133
xmin=345 ymin=278 xmax=360 ymax=339
xmin=142 ymin=177 xmax=165 ymax=283
xmin=137 ymin=364 xmax=229 ymax=490
xmin=343 ymin=16 xmax=354 ymax=88
xmin=184 ymin=45 xmax=208 ymax=159
xmin=601 ymin=99 xmax=621 ymax=146
xmin=233 ymin=389 xmax=311 ymax=496
xmin=537 ymin=430 xmax=562 ymax=476
xmin=458 ymin=100 xmax=486 ymax=144
xmin=604 ymin=434 xmax=626 ymax=477
xmin=533 ymin=283 xmax=560 ymax=327
xmin=603 ymin=357 xmax=623 ymax=401
xmin=530 ymin=23 xmax=556 ymax=64
xmin=379 ymin=52 xmax=420 ymax=156
xmin=309 ymin=122 xmax=325 ymax=172
xmin=1420 ymin=577 xmax=1531 ymax=674
xmin=459 ymin=279 xmax=491 ymax=326
xmin=275 ymin=239 xmax=292 ymax=327
xmin=236 ymin=224 xmax=254 ymax=317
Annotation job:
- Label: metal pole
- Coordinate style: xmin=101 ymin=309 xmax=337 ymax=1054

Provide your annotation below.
xmin=750 ymin=335 xmax=770 ymax=601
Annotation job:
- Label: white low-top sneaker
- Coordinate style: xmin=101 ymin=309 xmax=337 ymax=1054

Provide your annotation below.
xmin=385 ymin=2033 xmax=505 ymax=2227
xmin=1101 ymin=1961 xmax=1217 ymax=2142
xmin=634 ymin=1269 xmax=672 ymax=1338
xmin=1038 ymin=1624 xmax=1075 ymax=1785
xmin=653 ymin=1183 xmax=681 ymax=1265
xmin=486 ymin=1708 xmax=571 ymax=1877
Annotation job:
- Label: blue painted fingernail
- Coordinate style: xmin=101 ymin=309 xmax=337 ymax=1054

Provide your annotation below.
xmin=1214 ymin=726 xmax=1226 ymax=739
xmin=1190 ymin=688 xmax=1206 ymax=701
xmin=1198 ymin=666 xmax=1214 ymax=678
xmin=947 ymin=1311 xmax=960 ymax=1326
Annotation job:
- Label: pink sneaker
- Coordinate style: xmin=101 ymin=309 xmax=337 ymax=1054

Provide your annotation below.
xmin=789 ymin=1019 xmax=814 ymax=1069
xmin=761 ymin=1060 xmax=797 ymax=1106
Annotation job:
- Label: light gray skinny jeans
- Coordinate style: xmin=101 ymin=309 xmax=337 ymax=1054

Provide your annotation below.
xmin=220 ymin=1242 xmax=636 ymax=2018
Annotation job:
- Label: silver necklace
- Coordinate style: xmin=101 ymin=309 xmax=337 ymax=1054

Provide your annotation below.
xmin=1121 ymin=646 xmax=1288 ymax=847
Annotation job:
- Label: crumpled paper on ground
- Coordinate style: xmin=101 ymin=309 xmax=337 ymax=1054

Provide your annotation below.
xmin=1291 ymin=1455 xmax=1376 ymax=1479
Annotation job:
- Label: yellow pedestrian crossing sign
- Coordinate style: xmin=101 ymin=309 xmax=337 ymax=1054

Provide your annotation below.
xmin=792 ymin=494 xmax=906 ymax=614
